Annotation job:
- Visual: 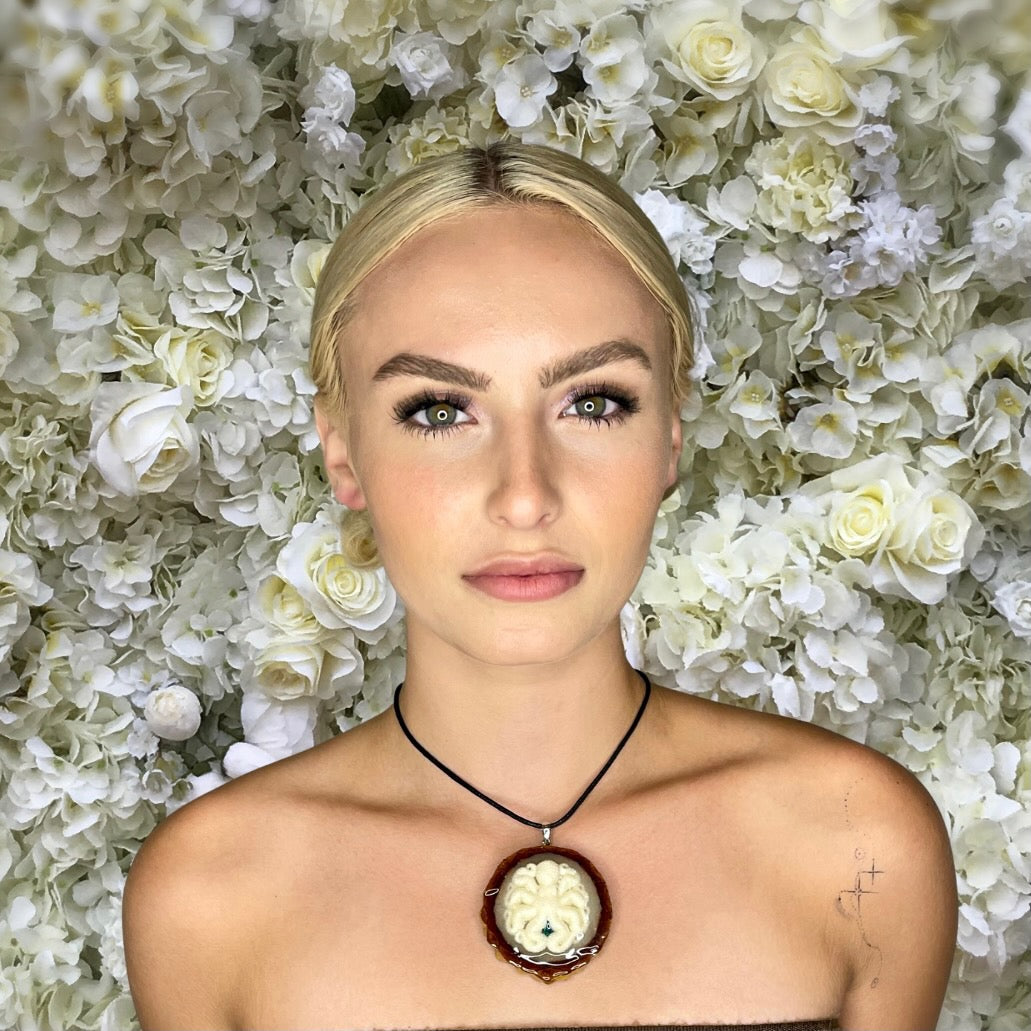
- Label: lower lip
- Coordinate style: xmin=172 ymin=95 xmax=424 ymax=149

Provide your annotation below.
xmin=463 ymin=569 xmax=584 ymax=601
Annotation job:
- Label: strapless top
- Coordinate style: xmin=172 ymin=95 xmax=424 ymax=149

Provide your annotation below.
xmin=432 ymin=1022 xmax=839 ymax=1030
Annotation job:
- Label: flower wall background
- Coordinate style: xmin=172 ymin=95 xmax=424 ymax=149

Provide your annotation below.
xmin=1 ymin=0 xmax=1030 ymax=1028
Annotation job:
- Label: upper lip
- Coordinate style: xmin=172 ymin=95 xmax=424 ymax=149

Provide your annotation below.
xmin=465 ymin=553 xmax=584 ymax=577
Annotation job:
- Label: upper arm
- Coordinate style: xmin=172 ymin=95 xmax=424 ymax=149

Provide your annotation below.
xmin=834 ymin=754 xmax=957 ymax=1031
xmin=122 ymin=796 xmax=247 ymax=1031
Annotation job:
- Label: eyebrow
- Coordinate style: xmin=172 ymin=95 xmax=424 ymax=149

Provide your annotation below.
xmin=370 ymin=338 xmax=653 ymax=391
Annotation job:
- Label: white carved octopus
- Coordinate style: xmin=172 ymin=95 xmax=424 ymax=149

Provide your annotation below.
xmin=500 ymin=857 xmax=592 ymax=954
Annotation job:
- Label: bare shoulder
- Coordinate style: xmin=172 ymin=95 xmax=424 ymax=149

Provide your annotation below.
xmin=123 ymin=775 xmax=267 ymax=1030
xmin=675 ymin=692 xmax=957 ymax=1028
xmin=123 ymin=721 xmax=383 ymax=1030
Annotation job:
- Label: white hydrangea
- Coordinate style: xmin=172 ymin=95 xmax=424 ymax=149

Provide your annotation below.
xmin=633 ymin=187 xmax=717 ymax=274
xmin=0 ymin=550 xmax=54 ymax=664
xmin=580 ymin=13 xmax=654 ymax=107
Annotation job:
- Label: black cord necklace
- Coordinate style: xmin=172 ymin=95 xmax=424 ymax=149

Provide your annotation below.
xmin=392 ymin=668 xmax=652 ymax=982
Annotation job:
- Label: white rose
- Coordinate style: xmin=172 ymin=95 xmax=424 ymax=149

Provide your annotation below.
xmin=797 ymin=0 xmax=912 ymax=68
xmin=276 ymin=512 xmax=398 ymax=638
xmin=290 ymin=240 xmax=332 ymax=304
xmin=828 ymin=480 xmax=896 ymax=557
xmin=144 ymin=685 xmax=202 ymax=741
xmin=390 ymin=30 xmax=466 ymax=101
xmin=762 ymin=35 xmax=863 ymax=144
xmin=152 ymin=327 xmax=234 ymax=407
xmin=992 ymin=580 xmax=1031 ymax=639
xmin=255 ymin=575 xmax=321 ymax=637
xmin=89 ymin=382 xmax=199 ymax=496
xmin=253 ymin=640 xmax=323 ymax=701
xmin=647 ymin=1 xmax=764 ymax=101
xmin=310 ymin=64 xmax=356 ymax=123
xmin=877 ymin=486 xmax=984 ymax=603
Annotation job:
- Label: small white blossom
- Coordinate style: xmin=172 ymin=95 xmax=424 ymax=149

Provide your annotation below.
xmin=525 ymin=8 xmax=581 ymax=73
xmin=493 ymin=52 xmax=558 ymax=128
xmin=788 ymin=397 xmax=859 ymax=459
xmin=580 ymin=14 xmax=653 ymax=106
xmin=52 ymin=274 xmax=119 ymax=333
xmin=992 ymin=580 xmax=1031 ymax=639
xmin=858 ymin=75 xmax=900 ymax=117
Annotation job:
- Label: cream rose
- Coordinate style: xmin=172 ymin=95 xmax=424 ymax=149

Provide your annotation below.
xmin=888 ymin=489 xmax=978 ymax=569
xmin=762 ymin=36 xmax=863 ymax=144
xmin=153 ymin=326 xmax=234 ymax=407
xmin=256 ymin=574 xmax=322 ymax=637
xmin=290 ymin=240 xmax=332 ymax=303
xmin=89 ymin=382 xmax=199 ymax=496
xmin=829 ymin=480 xmax=896 ymax=557
xmin=648 ymin=1 xmax=764 ymax=101
xmin=276 ymin=512 xmax=398 ymax=637
xmin=253 ymin=640 xmax=322 ymax=701
xmin=877 ymin=486 xmax=984 ymax=603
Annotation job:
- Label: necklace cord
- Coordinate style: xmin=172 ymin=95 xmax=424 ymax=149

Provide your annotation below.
xmin=392 ymin=668 xmax=652 ymax=833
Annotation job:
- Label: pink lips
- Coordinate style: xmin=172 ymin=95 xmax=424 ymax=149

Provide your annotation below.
xmin=463 ymin=553 xmax=584 ymax=602
xmin=463 ymin=568 xmax=584 ymax=601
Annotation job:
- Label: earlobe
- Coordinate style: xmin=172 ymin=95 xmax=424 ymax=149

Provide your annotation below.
xmin=315 ymin=402 xmax=368 ymax=511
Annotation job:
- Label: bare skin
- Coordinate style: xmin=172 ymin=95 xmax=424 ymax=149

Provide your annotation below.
xmin=123 ymin=204 xmax=957 ymax=1031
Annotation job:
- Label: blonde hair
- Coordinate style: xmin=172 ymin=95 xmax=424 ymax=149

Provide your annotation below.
xmin=310 ymin=140 xmax=696 ymax=568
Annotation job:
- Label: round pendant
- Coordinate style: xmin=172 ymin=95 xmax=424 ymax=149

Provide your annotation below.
xmin=480 ymin=843 xmax=612 ymax=983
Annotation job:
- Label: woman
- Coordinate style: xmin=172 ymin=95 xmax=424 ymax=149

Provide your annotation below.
xmin=123 ymin=141 xmax=957 ymax=1031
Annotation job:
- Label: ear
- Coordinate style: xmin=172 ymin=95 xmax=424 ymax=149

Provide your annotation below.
xmin=314 ymin=399 xmax=368 ymax=510
xmin=665 ymin=400 xmax=684 ymax=492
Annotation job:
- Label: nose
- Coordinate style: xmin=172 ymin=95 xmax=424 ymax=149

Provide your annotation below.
xmin=485 ymin=417 xmax=561 ymax=529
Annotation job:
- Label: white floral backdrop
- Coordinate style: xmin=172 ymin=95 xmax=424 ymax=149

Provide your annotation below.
xmin=1 ymin=0 xmax=1030 ymax=1028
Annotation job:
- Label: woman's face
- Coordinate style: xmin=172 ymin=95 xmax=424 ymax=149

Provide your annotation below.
xmin=316 ymin=202 xmax=683 ymax=666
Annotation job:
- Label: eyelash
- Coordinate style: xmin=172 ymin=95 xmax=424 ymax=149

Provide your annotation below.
xmin=392 ymin=380 xmax=641 ymax=438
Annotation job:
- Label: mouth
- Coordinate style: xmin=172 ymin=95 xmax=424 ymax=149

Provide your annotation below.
xmin=462 ymin=568 xmax=584 ymax=602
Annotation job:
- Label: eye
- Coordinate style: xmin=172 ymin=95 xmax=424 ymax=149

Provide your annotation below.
xmin=564 ymin=381 xmax=640 ymax=429
xmin=393 ymin=389 xmax=472 ymax=437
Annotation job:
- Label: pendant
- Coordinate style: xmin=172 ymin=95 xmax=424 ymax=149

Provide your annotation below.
xmin=480 ymin=827 xmax=612 ymax=983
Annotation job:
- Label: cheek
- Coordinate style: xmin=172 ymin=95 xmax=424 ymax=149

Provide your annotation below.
xmin=364 ymin=459 xmax=467 ymax=545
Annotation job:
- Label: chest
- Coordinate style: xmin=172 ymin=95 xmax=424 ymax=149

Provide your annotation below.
xmin=235 ymin=801 xmax=848 ymax=1031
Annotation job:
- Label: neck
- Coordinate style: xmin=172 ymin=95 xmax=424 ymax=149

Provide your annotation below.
xmin=387 ymin=617 xmax=656 ymax=830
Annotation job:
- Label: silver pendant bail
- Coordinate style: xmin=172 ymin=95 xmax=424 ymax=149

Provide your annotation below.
xmin=542 ymin=826 xmax=551 ymax=846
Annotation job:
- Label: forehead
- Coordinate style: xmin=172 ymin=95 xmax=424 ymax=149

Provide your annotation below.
xmin=344 ymin=204 xmax=667 ymax=369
